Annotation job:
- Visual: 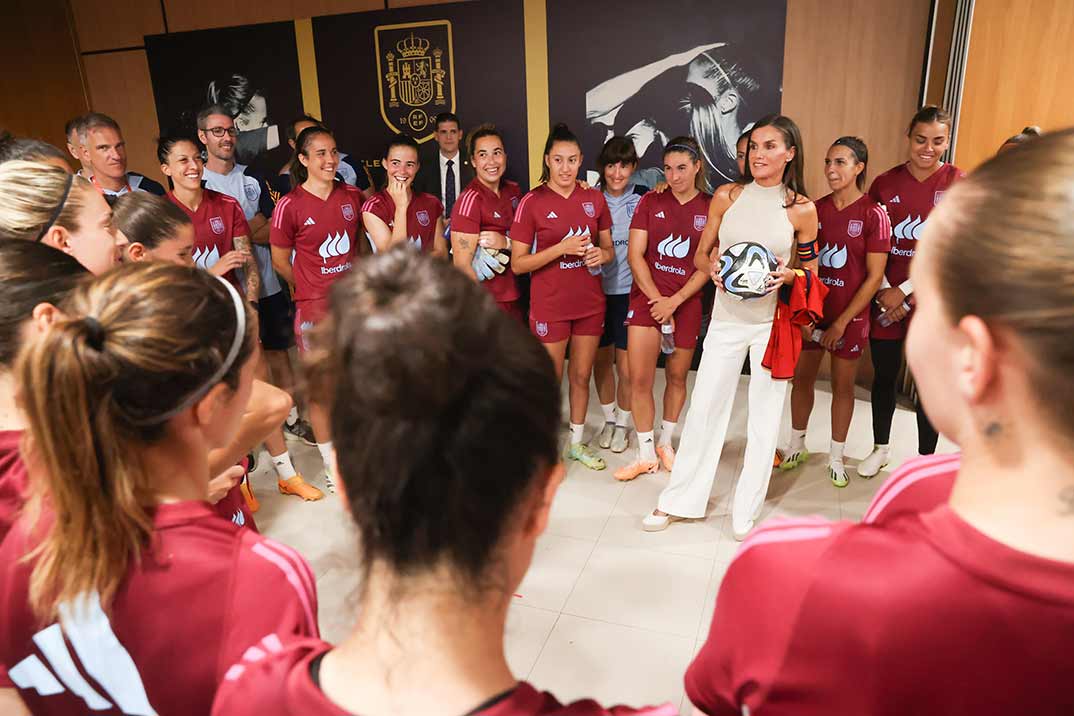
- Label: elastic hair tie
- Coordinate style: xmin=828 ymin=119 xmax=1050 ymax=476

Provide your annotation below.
xmin=35 ymin=172 xmax=75 ymax=242
xmin=133 ymin=276 xmax=247 ymax=426
xmin=82 ymin=316 xmax=106 ymax=351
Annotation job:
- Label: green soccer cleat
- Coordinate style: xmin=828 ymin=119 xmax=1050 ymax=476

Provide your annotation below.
xmin=567 ymin=442 xmax=607 ymax=471
xmin=779 ymin=448 xmax=810 ymax=471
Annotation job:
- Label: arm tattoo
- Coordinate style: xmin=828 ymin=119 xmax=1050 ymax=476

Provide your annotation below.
xmin=235 ymin=236 xmax=260 ymax=301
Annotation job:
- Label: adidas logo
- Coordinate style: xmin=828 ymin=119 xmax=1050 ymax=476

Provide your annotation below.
xmin=892 ymin=215 xmax=925 ymax=241
xmin=193 ymin=245 xmax=221 ymax=270
xmin=818 ymin=243 xmax=848 ymax=269
xmin=10 ymin=592 xmax=156 ymax=712
xmin=493 ymin=211 xmax=502 ymax=218
xmin=655 ymin=211 xmax=666 ymax=219
xmin=318 ymin=231 xmax=351 ymax=262
xmin=547 ymin=211 xmax=558 ymax=219
xmin=889 ymin=196 xmax=901 ymax=204
xmin=304 ymin=217 xmax=316 ymax=226
xmin=656 ymin=234 xmax=690 ymax=259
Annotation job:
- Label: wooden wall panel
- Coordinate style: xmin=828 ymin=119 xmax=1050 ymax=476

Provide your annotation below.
xmin=956 ymin=0 xmax=1074 ymax=171
xmin=69 ymin=0 xmax=164 ymax=53
xmin=924 ymin=0 xmax=957 ymax=106
xmin=82 ymin=51 xmax=163 ymax=185
xmin=782 ymin=0 xmax=931 ymax=202
xmin=0 ymin=0 xmax=88 ymax=156
xmin=163 ymin=0 xmax=382 ymax=32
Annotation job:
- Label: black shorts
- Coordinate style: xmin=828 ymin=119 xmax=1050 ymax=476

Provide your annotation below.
xmin=600 ymin=293 xmax=630 ymax=350
xmin=256 ymin=289 xmax=295 ymax=351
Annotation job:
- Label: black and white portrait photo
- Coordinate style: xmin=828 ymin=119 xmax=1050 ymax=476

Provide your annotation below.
xmin=146 ymin=23 xmax=304 ymax=175
xmin=548 ymin=0 xmax=786 ymax=189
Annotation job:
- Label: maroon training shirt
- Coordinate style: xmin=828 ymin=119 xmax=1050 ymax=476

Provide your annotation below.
xmin=213 ymin=636 xmax=677 ymax=716
xmin=687 ymin=454 xmax=1074 ymax=715
xmin=511 ymin=184 xmax=612 ymax=321
xmin=361 ymin=189 xmax=443 ymax=253
xmin=0 ymin=501 xmax=318 ymax=715
xmin=452 ymin=179 xmax=522 ymax=304
xmin=814 ymin=193 xmax=891 ymax=323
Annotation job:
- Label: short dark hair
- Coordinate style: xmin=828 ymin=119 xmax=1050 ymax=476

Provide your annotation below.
xmin=435 ymin=112 xmax=461 ymax=131
xmin=0 ymin=133 xmax=69 ymax=166
xmin=112 ymin=192 xmax=192 ymax=249
xmin=78 ymin=112 xmax=120 ymax=143
xmin=308 ymin=250 xmax=560 ymax=586
xmin=196 ymin=104 xmax=232 ymax=130
xmin=287 ymin=114 xmax=325 ymax=143
xmin=596 ymin=136 xmax=638 ymax=187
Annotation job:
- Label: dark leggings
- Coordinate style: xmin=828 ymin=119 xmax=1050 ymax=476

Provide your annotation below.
xmin=869 ymin=338 xmax=939 ymax=454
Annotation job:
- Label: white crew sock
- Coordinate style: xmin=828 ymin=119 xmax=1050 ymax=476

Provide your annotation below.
xmin=615 ymin=409 xmax=631 ymax=428
xmin=317 ymin=441 xmax=334 ymax=470
xmin=271 ymin=451 xmax=297 ymax=480
xmin=659 ymin=420 xmax=677 ymax=446
xmin=637 ymin=431 xmax=657 ymax=463
xmin=873 ymin=443 xmax=890 ymax=455
xmin=789 ymin=429 xmax=807 ymax=453
xmin=286 ymin=406 xmax=299 ymax=427
xmin=570 ymin=423 xmax=585 ymax=445
xmin=601 ymin=402 xmax=617 ymax=423
xmin=830 ymin=440 xmax=846 ymax=463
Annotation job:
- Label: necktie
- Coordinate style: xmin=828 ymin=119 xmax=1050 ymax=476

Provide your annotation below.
xmin=445 ymin=158 xmax=456 ymax=216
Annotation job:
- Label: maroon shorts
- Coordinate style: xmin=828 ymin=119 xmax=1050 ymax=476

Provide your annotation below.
xmin=293 ymin=299 xmax=329 ymax=354
xmin=498 ymin=300 xmax=524 ymax=323
xmin=529 ymin=312 xmax=605 ymax=344
xmin=803 ymin=314 xmax=869 ymax=360
xmin=625 ymin=293 xmax=703 ymax=350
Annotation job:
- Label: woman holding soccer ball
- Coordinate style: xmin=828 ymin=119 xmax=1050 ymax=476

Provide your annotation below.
xmin=643 ymin=114 xmax=820 ymax=539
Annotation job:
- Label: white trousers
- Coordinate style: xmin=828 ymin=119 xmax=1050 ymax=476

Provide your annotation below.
xmin=657 ymin=319 xmax=788 ymax=527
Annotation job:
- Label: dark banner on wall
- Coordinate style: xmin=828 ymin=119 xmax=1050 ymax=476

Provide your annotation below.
xmin=313 ymin=0 xmax=528 ymax=190
xmin=145 ymin=23 xmax=304 ymax=176
xmin=547 ymin=0 xmax=786 ymax=189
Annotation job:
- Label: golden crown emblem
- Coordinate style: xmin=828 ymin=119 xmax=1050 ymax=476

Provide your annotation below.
xmin=396 ymin=33 xmax=430 ymax=58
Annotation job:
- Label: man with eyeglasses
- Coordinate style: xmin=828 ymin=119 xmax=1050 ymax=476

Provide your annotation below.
xmin=197 ymin=104 xmax=322 ymax=501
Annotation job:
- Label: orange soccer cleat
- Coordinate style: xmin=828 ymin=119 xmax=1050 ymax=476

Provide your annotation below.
xmin=278 ymin=474 xmax=325 ymax=501
xmin=613 ymin=460 xmax=659 ymax=482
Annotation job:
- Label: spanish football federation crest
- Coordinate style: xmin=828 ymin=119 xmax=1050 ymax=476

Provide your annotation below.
xmin=375 ymin=20 xmax=455 ymax=143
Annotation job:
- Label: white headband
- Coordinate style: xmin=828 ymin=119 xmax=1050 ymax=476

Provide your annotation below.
xmin=134 ymin=276 xmax=246 ymax=426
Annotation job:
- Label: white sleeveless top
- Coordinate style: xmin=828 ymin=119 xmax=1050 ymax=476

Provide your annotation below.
xmin=713 ymin=181 xmax=795 ymax=324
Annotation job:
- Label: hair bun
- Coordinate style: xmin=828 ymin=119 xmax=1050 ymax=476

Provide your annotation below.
xmin=81 ymin=316 xmax=106 ymax=351
xmin=1023 ymin=126 xmax=1042 ymax=136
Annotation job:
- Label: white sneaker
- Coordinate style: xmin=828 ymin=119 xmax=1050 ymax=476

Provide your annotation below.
xmin=732 ymin=516 xmax=754 ymax=541
xmin=610 ymin=425 xmax=629 ymax=453
xmin=856 ymin=447 xmax=890 ymax=479
xmin=642 ymin=510 xmax=671 ymax=532
xmin=597 ymin=422 xmax=615 ymax=449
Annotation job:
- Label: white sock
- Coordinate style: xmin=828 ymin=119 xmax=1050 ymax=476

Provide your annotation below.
xmin=873 ymin=443 xmax=890 ymax=455
xmin=286 ymin=407 xmax=299 ymax=426
xmin=570 ymin=423 xmax=585 ymax=445
xmin=659 ymin=420 xmax=676 ymax=446
xmin=830 ymin=440 xmax=845 ymax=463
xmin=615 ymin=409 xmax=631 ymax=428
xmin=271 ymin=451 xmax=297 ymax=480
xmin=789 ymin=429 xmax=807 ymax=453
xmin=317 ymin=441 xmax=334 ymax=471
xmin=637 ymin=431 xmax=656 ymax=462
xmin=601 ymin=402 xmax=617 ymax=423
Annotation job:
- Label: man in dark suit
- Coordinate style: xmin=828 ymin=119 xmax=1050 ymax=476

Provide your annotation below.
xmin=414 ymin=112 xmax=474 ymax=218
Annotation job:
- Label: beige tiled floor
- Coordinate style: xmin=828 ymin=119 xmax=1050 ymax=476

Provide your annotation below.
xmin=248 ymin=373 xmax=955 ymax=713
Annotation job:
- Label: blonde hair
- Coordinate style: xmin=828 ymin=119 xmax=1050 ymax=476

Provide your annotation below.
xmin=16 ymin=262 xmax=255 ymax=620
xmin=0 ymin=160 xmax=94 ymax=242
xmin=929 ymin=127 xmax=1074 ymax=432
